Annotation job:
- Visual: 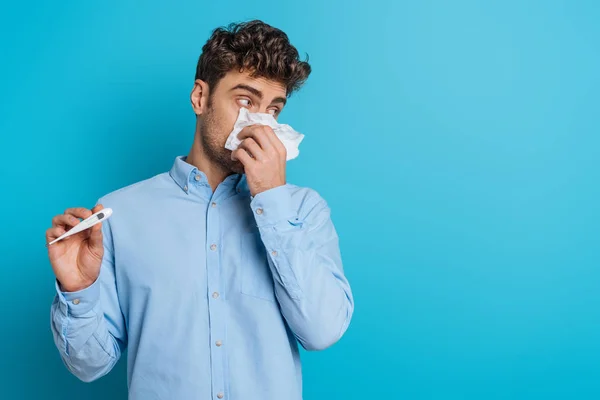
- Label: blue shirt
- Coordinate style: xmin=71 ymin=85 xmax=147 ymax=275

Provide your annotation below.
xmin=50 ymin=155 xmax=354 ymax=400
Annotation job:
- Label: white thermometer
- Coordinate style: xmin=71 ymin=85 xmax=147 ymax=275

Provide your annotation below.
xmin=46 ymin=208 xmax=113 ymax=247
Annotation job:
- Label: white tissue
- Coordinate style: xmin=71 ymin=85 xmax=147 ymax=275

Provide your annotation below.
xmin=224 ymin=107 xmax=304 ymax=161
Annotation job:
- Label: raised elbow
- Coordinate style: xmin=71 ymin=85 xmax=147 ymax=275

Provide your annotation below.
xmin=299 ymin=311 xmax=352 ymax=351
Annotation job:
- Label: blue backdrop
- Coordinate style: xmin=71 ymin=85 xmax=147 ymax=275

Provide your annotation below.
xmin=1 ymin=1 xmax=598 ymax=399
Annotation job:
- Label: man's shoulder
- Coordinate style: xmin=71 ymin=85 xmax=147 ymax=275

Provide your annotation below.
xmin=96 ymin=172 xmax=170 ymax=207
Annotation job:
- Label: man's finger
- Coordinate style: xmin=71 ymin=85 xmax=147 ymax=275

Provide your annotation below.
xmin=238 ymin=138 xmax=265 ymax=161
xmin=262 ymin=125 xmax=284 ymax=151
xmin=262 ymin=126 xmax=286 ymax=156
xmin=46 ymin=226 xmax=67 ymax=241
xmin=64 ymin=207 xmax=93 ymax=220
xmin=232 ymin=147 xmax=254 ymax=166
xmin=87 ymin=221 xmax=104 ymax=255
xmin=52 ymin=214 xmax=81 ymax=228
xmin=272 ymin=138 xmax=286 ymax=158
xmin=238 ymin=125 xmax=274 ymax=152
xmin=254 ymin=125 xmax=286 ymax=157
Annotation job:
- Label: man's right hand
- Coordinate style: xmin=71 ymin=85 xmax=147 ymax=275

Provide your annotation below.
xmin=46 ymin=205 xmax=106 ymax=292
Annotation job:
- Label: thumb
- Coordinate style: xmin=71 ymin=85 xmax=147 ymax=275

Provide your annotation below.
xmin=87 ymin=222 xmax=104 ymax=255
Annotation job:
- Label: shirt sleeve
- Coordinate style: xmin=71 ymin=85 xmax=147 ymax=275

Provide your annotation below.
xmin=50 ymin=203 xmax=127 ymax=382
xmin=250 ymin=185 xmax=354 ymax=351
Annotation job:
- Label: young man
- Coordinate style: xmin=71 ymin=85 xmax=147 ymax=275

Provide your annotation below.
xmin=46 ymin=20 xmax=353 ymax=400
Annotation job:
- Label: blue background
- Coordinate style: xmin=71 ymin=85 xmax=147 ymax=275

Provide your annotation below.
xmin=1 ymin=1 xmax=598 ymax=399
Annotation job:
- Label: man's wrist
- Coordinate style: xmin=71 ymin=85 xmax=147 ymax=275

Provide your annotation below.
xmin=58 ymin=278 xmax=96 ymax=293
xmin=251 ymin=182 xmax=285 ymax=197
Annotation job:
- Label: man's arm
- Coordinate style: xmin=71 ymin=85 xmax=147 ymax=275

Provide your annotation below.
xmin=50 ymin=209 xmax=127 ymax=382
xmin=251 ymin=185 xmax=354 ymax=350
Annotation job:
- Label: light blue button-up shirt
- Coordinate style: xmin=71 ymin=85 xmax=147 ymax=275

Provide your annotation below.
xmin=50 ymin=155 xmax=354 ymax=400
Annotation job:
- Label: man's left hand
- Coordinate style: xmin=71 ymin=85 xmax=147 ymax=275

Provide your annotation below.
xmin=232 ymin=125 xmax=287 ymax=197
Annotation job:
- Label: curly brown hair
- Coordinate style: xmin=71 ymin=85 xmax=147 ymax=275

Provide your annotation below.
xmin=195 ymin=20 xmax=311 ymax=97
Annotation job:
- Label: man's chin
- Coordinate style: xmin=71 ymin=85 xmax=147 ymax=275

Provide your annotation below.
xmin=211 ymin=149 xmax=245 ymax=175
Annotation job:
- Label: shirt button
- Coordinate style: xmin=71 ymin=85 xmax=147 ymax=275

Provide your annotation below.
xmin=212 ymin=292 xmax=219 ymax=299
xmin=195 ymin=175 xmax=201 ymax=181
xmin=210 ymin=244 xmax=217 ymax=251
xmin=184 ymin=185 xmax=188 ymax=191
xmin=72 ymin=299 xmax=80 ymax=305
xmin=211 ymin=202 xmax=217 ymax=208
xmin=217 ymin=393 xmax=224 ymax=399
xmin=271 ymin=250 xmax=278 ymax=257
xmin=216 ymin=340 xmax=222 ymax=347
xmin=256 ymin=208 xmax=263 ymax=215
xmin=236 ymin=188 xmax=241 ymax=193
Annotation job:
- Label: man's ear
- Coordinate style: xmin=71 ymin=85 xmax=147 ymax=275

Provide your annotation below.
xmin=191 ymin=79 xmax=210 ymax=115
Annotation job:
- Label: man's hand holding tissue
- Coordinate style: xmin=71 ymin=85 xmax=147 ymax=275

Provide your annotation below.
xmin=231 ymin=124 xmax=287 ymax=196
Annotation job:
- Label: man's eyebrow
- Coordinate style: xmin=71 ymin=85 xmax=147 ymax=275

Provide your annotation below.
xmin=230 ymin=84 xmax=287 ymax=106
xmin=230 ymin=84 xmax=263 ymax=99
xmin=271 ymin=96 xmax=287 ymax=106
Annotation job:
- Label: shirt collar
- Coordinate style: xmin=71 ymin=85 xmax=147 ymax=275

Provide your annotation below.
xmin=169 ymin=155 xmax=250 ymax=196
xmin=169 ymin=155 xmax=198 ymax=193
xmin=235 ymin=174 xmax=250 ymax=196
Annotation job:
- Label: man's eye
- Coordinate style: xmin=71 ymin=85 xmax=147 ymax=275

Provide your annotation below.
xmin=238 ymin=99 xmax=251 ymax=107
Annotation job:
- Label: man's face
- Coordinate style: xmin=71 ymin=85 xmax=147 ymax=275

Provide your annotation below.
xmin=198 ymin=70 xmax=288 ymax=174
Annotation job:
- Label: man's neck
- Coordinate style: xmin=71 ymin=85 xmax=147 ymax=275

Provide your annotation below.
xmin=186 ymin=137 xmax=230 ymax=192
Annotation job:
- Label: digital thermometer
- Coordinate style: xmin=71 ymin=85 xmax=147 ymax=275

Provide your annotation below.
xmin=46 ymin=208 xmax=113 ymax=247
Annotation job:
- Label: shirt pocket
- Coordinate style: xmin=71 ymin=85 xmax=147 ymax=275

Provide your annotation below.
xmin=240 ymin=231 xmax=276 ymax=302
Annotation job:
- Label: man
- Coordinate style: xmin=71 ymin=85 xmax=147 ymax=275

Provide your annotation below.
xmin=46 ymin=20 xmax=353 ymax=400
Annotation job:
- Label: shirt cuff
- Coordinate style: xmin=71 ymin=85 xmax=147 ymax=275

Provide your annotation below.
xmin=55 ymin=278 xmax=100 ymax=317
xmin=250 ymin=185 xmax=299 ymax=228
